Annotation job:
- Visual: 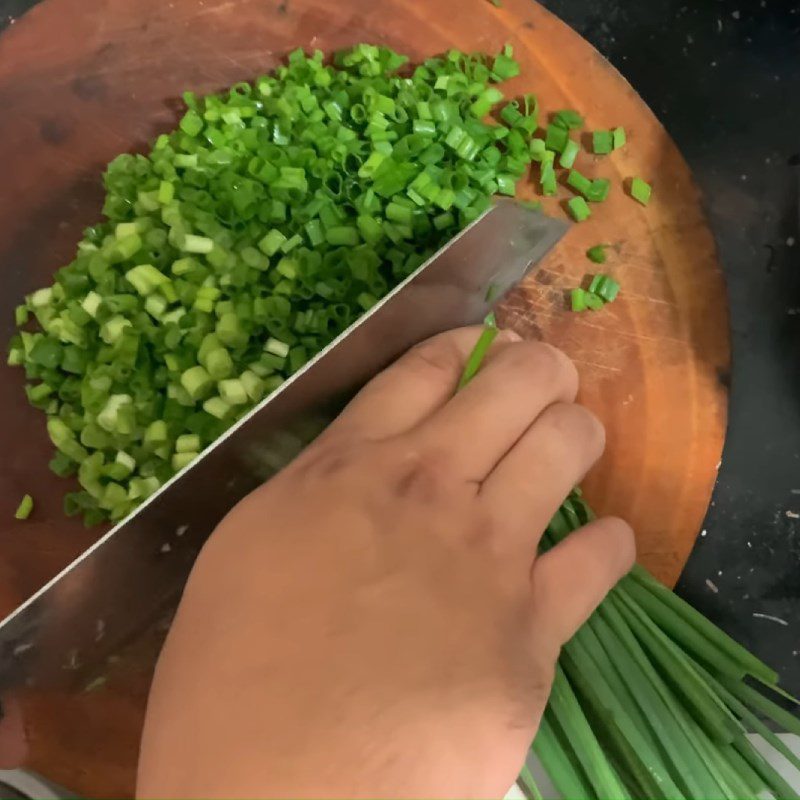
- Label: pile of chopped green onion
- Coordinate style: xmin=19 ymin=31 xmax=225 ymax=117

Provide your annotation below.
xmin=11 ymin=43 xmax=793 ymax=800
xmin=8 ymin=43 xmax=644 ymax=525
xmin=9 ymin=43 xmax=553 ymax=525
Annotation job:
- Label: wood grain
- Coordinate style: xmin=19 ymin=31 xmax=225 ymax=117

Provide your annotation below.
xmin=0 ymin=0 xmax=729 ymax=795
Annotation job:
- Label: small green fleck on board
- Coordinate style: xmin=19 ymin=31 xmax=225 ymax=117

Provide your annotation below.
xmin=597 ymin=275 xmax=620 ymax=302
xmin=631 ymin=177 xmax=652 ymax=205
xmin=585 ymin=292 xmax=605 ymax=311
xmin=571 ymin=273 xmax=620 ymax=312
xmin=592 ymin=130 xmax=614 ymax=154
xmin=559 ymin=139 xmax=580 ymax=169
xmin=586 ymin=245 xmax=608 ymax=264
xmin=571 ymin=288 xmax=587 ymax=311
xmin=14 ymin=494 xmax=33 ymax=520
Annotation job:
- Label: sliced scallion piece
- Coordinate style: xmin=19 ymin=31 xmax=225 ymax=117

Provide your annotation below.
xmin=592 ymin=130 xmax=614 ymax=154
xmin=586 ymin=244 xmax=608 ymax=263
xmin=568 ymin=196 xmax=591 ymax=222
xmin=553 ymin=109 xmax=585 ymax=130
xmin=631 ymin=177 xmax=653 ymax=205
xmin=14 ymin=494 xmax=34 ymax=520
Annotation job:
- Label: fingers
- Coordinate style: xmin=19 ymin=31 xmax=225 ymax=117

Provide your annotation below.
xmin=530 ymin=517 xmax=636 ymax=648
xmin=407 ymin=341 xmax=579 ymax=482
xmin=480 ymin=402 xmax=606 ymax=558
xmin=325 ymin=326 xmax=518 ymax=441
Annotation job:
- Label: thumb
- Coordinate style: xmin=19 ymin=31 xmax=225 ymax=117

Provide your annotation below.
xmin=530 ymin=516 xmax=636 ymax=648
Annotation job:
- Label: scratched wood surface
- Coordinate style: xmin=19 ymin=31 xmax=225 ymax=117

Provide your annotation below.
xmin=0 ymin=0 xmax=729 ymax=794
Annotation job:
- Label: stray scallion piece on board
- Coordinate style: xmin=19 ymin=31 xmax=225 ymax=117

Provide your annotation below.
xmin=457 ymin=327 xmax=800 ymax=800
xmin=586 ymin=244 xmax=609 ymax=263
xmin=571 ymin=274 xmax=620 ymax=312
xmin=568 ymin=196 xmax=591 ymax=222
xmin=14 ymin=494 xmax=34 ymax=520
xmin=631 ymin=176 xmax=653 ymax=205
xmin=592 ymin=130 xmax=614 ymax=155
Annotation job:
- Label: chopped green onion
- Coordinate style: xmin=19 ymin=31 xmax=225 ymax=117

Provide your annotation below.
xmin=545 ymin=123 xmax=569 ymax=154
xmin=631 ymin=177 xmax=652 ymax=205
xmin=597 ymin=275 xmax=620 ymax=302
xmin=566 ymin=169 xmax=592 ymax=197
xmin=203 ymin=396 xmax=231 ymax=419
xmin=553 ymin=109 xmax=585 ymax=130
xmin=571 ymin=288 xmax=587 ymax=312
xmin=613 ymin=126 xmax=627 ymax=149
xmin=586 ymin=244 xmax=608 ymax=263
xmin=588 ymin=274 xmax=604 ymax=294
xmin=180 ymin=366 xmax=213 ymax=400
xmin=585 ymin=293 xmax=604 ymax=311
xmin=14 ymin=494 xmax=34 ymax=520
xmin=559 ymin=139 xmax=580 ymax=169
xmin=567 ymin=196 xmax=591 ymax=222
xmin=181 ymin=234 xmax=214 ymax=254
xmin=592 ymin=130 xmax=614 ymax=154
xmin=587 ymin=178 xmax=611 ymax=203
xmin=529 ymin=138 xmax=546 ymax=162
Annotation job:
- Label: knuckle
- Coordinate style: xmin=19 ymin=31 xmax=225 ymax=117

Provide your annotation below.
xmin=462 ymin=506 xmax=500 ymax=548
xmin=386 ymin=445 xmax=450 ymax=504
xmin=293 ymin=439 xmax=362 ymax=481
xmin=406 ymin=337 xmax=464 ymax=384
xmin=547 ymin=402 xmax=606 ymax=455
xmin=499 ymin=341 xmax=578 ymax=391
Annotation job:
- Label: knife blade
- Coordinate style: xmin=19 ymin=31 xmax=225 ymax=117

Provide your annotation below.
xmin=0 ymin=200 xmax=567 ymax=690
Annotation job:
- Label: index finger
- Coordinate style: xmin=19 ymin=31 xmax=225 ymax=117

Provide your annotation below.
xmin=324 ymin=326 xmax=519 ymax=441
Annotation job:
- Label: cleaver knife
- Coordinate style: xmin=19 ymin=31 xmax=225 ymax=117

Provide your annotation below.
xmin=0 ymin=200 xmax=567 ymax=690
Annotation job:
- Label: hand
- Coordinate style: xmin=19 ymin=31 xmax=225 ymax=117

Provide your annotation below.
xmin=137 ymin=327 xmax=635 ymax=799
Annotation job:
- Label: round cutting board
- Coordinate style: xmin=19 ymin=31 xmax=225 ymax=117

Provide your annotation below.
xmin=0 ymin=0 xmax=729 ymax=795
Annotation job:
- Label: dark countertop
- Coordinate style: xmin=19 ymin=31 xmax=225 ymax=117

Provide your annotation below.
xmin=2 ymin=0 xmax=799 ymax=695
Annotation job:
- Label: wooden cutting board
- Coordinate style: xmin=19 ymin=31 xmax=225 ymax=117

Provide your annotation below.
xmin=0 ymin=0 xmax=729 ymax=795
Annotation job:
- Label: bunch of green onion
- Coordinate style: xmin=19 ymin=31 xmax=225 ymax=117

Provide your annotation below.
xmin=8 ymin=43 xmax=799 ymax=797
xmin=527 ymin=494 xmax=800 ymax=799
